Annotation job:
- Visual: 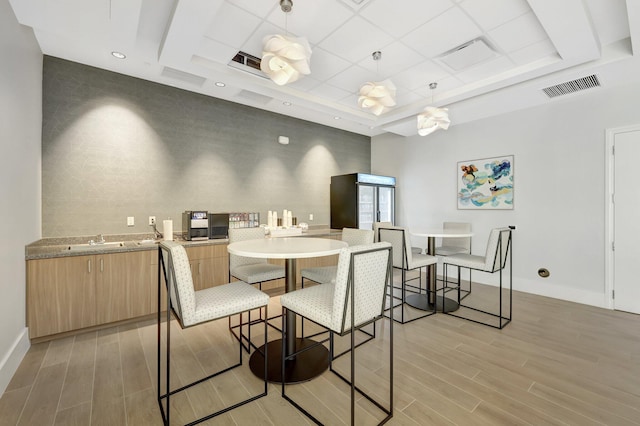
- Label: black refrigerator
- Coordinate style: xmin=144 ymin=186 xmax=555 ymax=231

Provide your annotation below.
xmin=330 ymin=173 xmax=396 ymax=230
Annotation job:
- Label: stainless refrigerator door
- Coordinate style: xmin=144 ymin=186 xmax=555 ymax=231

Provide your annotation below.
xmin=358 ymin=185 xmax=375 ymax=230
xmin=377 ymin=186 xmax=394 ymax=224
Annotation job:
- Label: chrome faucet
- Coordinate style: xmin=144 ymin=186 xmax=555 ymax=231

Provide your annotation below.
xmin=152 ymin=223 xmax=163 ymax=240
xmin=89 ymin=234 xmax=106 ymax=245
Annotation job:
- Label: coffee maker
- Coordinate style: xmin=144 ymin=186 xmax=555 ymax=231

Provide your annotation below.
xmin=182 ymin=211 xmax=209 ymax=241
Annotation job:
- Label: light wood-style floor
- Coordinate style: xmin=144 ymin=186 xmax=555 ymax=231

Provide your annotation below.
xmin=2 ymin=276 xmax=640 ymax=425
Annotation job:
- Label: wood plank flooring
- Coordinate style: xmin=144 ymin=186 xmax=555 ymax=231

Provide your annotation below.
xmin=2 ymin=276 xmax=640 ymax=425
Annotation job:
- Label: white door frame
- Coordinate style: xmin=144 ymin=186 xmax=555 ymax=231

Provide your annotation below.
xmin=605 ymin=124 xmax=640 ymax=310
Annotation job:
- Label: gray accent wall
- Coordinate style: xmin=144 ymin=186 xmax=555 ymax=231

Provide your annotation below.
xmin=42 ymin=56 xmax=370 ymax=237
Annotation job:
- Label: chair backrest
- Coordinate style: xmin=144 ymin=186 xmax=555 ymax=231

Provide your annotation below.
xmin=331 ymin=242 xmax=392 ymax=333
xmin=373 ymin=221 xmax=392 ymax=242
xmin=377 ymin=225 xmax=412 ymax=269
xmin=341 ymin=227 xmax=375 ymax=246
xmin=228 ymin=227 xmax=268 ymax=270
xmin=482 ymin=227 xmax=512 ymax=272
xmin=159 ymin=241 xmax=197 ymax=326
xmin=443 ymin=221 xmax=471 ymax=251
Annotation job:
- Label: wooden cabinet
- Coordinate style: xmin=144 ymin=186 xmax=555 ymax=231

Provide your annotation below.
xmin=184 ymin=244 xmax=229 ymax=290
xmin=95 ymin=250 xmax=155 ymax=324
xmin=27 ymin=255 xmax=97 ymax=338
xmin=27 ymin=250 xmax=157 ymax=339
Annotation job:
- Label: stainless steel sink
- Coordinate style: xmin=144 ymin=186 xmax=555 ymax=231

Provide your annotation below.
xmin=67 ymin=242 xmax=125 ymax=251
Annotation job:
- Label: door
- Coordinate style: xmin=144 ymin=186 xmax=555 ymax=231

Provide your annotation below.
xmin=613 ymin=129 xmax=640 ymax=314
xmin=378 ymin=186 xmax=394 ymax=224
xmin=358 ymin=184 xmax=375 ymax=230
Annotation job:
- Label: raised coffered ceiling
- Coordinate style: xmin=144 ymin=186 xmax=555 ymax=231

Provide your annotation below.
xmin=8 ymin=0 xmax=640 ymax=136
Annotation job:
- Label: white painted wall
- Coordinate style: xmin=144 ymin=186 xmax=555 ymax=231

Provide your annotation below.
xmin=372 ymin=81 xmax=640 ymax=308
xmin=0 ymin=0 xmax=42 ymax=394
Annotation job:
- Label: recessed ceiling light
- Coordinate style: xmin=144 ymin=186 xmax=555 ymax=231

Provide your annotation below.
xmin=111 ymin=51 xmax=126 ymax=59
xmin=215 ymin=81 xmax=226 ymax=87
xmin=334 ymin=116 xmax=341 ymax=120
xmin=283 ymin=101 xmax=292 ymax=106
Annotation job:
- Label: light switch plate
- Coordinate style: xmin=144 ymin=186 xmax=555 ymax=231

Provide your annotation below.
xmin=127 ymin=216 xmax=135 ymax=226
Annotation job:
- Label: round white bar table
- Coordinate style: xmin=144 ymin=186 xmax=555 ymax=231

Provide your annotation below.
xmin=409 ymin=230 xmax=473 ymax=312
xmin=227 ymin=237 xmax=347 ymax=383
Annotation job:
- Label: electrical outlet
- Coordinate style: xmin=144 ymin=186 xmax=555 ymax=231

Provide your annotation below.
xmin=309 ymin=213 xmax=313 ymax=221
xmin=149 ymin=216 xmax=156 ymax=226
xmin=127 ymin=216 xmax=135 ymax=226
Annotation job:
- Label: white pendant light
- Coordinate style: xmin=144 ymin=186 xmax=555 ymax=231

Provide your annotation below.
xmin=261 ymin=0 xmax=312 ymax=86
xmin=417 ymin=82 xmax=450 ymax=136
xmin=358 ymin=51 xmax=396 ymax=116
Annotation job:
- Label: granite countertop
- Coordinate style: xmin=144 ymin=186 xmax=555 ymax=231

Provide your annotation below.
xmin=25 ymin=227 xmax=341 ymax=260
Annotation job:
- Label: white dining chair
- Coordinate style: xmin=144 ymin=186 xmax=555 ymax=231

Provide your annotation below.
xmin=442 ymin=226 xmax=513 ymax=329
xmin=437 ymin=221 xmax=472 ymax=298
xmin=300 ymin=228 xmax=375 ymax=285
xmin=279 ymin=242 xmax=393 ymax=425
xmin=378 ymin=224 xmax=438 ymax=323
xmin=228 ymin=227 xmax=285 ymax=351
xmin=157 ymin=241 xmax=269 ymax=425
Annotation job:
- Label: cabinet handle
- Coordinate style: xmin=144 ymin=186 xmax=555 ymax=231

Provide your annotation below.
xmin=100 ymin=258 xmax=104 ymax=272
xmin=88 ymin=259 xmax=91 ymax=273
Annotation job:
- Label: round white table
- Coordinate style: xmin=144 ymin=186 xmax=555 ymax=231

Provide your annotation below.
xmin=227 ymin=237 xmax=348 ymax=383
xmin=409 ymin=230 xmax=474 ymax=312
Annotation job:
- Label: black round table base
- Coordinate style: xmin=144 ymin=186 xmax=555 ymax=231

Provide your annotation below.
xmin=249 ymin=338 xmax=330 ymax=384
xmin=405 ymin=294 xmax=460 ymax=312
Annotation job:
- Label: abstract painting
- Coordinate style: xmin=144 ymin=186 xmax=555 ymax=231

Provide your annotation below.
xmin=457 ymin=155 xmax=514 ymax=209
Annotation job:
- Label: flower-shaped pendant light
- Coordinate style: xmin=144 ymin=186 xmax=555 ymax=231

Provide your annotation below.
xmin=261 ymin=0 xmax=312 ymax=86
xmin=417 ymin=82 xmax=450 ymax=136
xmin=358 ymin=51 xmax=396 ymax=116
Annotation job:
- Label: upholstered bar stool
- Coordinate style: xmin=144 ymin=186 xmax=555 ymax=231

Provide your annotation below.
xmin=299 ymin=227 xmax=375 ymax=339
xmin=228 ymin=227 xmax=285 ymax=351
xmin=157 ymin=241 xmax=269 ymax=425
xmin=280 ymin=242 xmax=393 ymax=425
xmin=436 ymin=221 xmax=472 ymax=298
xmin=301 ymin=228 xmax=374 ymax=285
xmin=442 ymin=226 xmax=513 ymax=329
xmin=378 ymin=225 xmax=438 ymax=323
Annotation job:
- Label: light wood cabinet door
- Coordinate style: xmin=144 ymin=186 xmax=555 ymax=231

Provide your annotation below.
xmin=95 ymin=250 xmax=155 ymax=324
xmin=185 ymin=245 xmax=229 ymax=290
xmin=27 ymin=255 xmax=97 ymax=338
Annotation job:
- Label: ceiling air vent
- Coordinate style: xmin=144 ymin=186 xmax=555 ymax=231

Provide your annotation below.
xmin=542 ymin=75 xmax=600 ymax=98
xmin=437 ymin=38 xmax=497 ymax=71
xmin=228 ymin=51 xmax=268 ymax=79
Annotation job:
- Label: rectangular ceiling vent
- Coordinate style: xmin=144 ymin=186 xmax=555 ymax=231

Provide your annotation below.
xmin=437 ymin=38 xmax=497 ymax=71
xmin=228 ymin=51 xmax=268 ymax=79
xmin=161 ymin=67 xmax=206 ymax=87
xmin=542 ymin=75 xmax=600 ymax=98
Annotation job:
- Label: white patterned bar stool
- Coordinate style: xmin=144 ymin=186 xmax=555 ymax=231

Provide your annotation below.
xmin=157 ymin=241 xmax=269 ymax=425
xmin=280 ymin=242 xmax=393 ymax=425
xmin=442 ymin=226 xmax=514 ymax=329
xmin=300 ymin=228 xmax=374 ymax=285
xmin=437 ymin=221 xmax=472 ymax=298
xmin=378 ymin=225 xmax=438 ymax=323
xmin=299 ymin=227 xmax=375 ymax=340
xmin=228 ymin=227 xmax=285 ymax=351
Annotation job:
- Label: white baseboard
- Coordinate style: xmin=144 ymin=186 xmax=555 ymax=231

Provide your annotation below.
xmin=0 ymin=328 xmax=30 ymax=396
xmin=442 ymin=271 xmax=608 ymax=309
xmin=514 ymin=278 xmax=607 ymax=308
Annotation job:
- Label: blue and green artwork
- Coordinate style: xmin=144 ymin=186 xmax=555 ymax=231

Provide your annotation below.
xmin=457 ymin=156 xmax=514 ymax=209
